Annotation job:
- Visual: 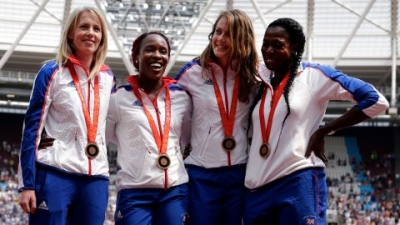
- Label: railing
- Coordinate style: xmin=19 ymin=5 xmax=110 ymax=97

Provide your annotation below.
xmin=0 ymin=70 xmax=36 ymax=84
xmin=0 ymin=70 xmax=125 ymax=85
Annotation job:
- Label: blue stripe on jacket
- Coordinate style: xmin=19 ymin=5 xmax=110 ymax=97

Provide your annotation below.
xmin=174 ymin=60 xmax=200 ymax=80
xmin=304 ymin=62 xmax=380 ymax=112
xmin=20 ymin=61 xmax=58 ymax=190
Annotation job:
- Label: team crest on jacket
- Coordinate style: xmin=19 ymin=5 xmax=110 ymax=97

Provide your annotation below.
xmin=204 ymin=79 xmax=213 ymax=85
xmin=133 ymin=99 xmax=143 ymax=107
xmin=67 ymin=81 xmax=75 ymax=87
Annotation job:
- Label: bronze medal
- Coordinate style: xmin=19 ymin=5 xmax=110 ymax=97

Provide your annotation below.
xmin=157 ymin=154 xmax=171 ymax=170
xmin=85 ymin=142 xmax=99 ymax=159
xmin=222 ymin=136 xmax=236 ymax=151
xmin=259 ymin=143 xmax=271 ymax=158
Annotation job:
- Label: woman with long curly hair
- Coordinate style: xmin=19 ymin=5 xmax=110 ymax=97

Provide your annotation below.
xmin=175 ymin=9 xmax=259 ymax=225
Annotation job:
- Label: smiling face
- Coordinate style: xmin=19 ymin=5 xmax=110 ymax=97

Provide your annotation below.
xmin=137 ymin=34 xmax=169 ymax=81
xmin=261 ymin=26 xmax=294 ymax=74
xmin=211 ymin=16 xmax=232 ymax=68
xmin=68 ymin=10 xmax=102 ymax=61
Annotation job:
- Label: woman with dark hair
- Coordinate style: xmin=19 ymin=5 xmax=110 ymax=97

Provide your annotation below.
xmin=106 ymin=31 xmax=191 ymax=225
xmin=175 ymin=9 xmax=259 ymax=225
xmin=243 ymin=18 xmax=389 ymax=225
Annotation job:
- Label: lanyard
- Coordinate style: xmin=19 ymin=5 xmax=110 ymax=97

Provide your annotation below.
xmin=259 ymin=72 xmax=290 ymax=144
xmin=129 ymin=77 xmax=171 ymax=156
xmin=67 ymin=61 xmax=100 ymax=144
xmin=210 ymin=72 xmax=240 ymax=138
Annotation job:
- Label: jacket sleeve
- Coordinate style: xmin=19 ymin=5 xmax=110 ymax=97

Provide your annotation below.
xmin=174 ymin=60 xmax=199 ymax=91
xmin=180 ymin=90 xmax=192 ymax=154
xmin=106 ymin=89 xmax=120 ymax=145
xmin=308 ymin=63 xmax=389 ymax=118
xmin=18 ymin=62 xmax=57 ymax=191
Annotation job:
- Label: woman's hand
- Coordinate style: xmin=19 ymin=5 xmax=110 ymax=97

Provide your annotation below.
xmin=19 ymin=190 xmax=37 ymax=214
xmin=305 ymin=127 xmax=329 ymax=163
xmin=38 ymin=137 xmax=55 ymax=150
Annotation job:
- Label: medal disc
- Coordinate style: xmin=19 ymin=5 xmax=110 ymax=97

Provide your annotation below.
xmin=157 ymin=154 xmax=171 ymax=170
xmin=259 ymin=143 xmax=271 ymax=158
xmin=85 ymin=142 xmax=99 ymax=159
xmin=222 ymin=136 xmax=236 ymax=151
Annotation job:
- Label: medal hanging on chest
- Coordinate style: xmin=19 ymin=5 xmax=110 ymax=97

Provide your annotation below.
xmin=258 ymin=72 xmax=290 ymax=158
xmin=129 ymin=77 xmax=172 ymax=170
xmin=211 ymin=72 xmax=240 ymax=152
xmin=67 ymin=61 xmax=100 ymax=159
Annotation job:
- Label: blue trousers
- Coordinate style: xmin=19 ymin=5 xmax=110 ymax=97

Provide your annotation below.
xmin=186 ymin=164 xmax=246 ymax=225
xmin=29 ymin=166 xmax=109 ymax=225
xmin=243 ymin=167 xmax=328 ymax=225
xmin=114 ymin=184 xmax=188 ymax=225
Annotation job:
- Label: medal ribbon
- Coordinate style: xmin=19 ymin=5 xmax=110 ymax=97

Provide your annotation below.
xmin=129 ymin=77 xmax=171 ymax=156
xmin=259 ymin=72 xmax=290 ymax=144
xmin=67 ymin=61 xmax=100 ymax=145
xmin=211 ymin=72 xmax=240 ymax=138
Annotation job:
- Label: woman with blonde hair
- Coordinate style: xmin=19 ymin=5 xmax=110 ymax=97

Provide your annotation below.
xmin=175 ymin=9 xmax=259 ymax=225
xmin=18 ymin=6 xmax=115 ymax=225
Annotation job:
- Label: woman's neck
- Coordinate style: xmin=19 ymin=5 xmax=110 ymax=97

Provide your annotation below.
xmin=271 ymin=69 xmax=290 ymax=89
xmin=216 ymin=57 xmax=229 ymax=73
xmin=138 ymin=76 xmax=163 ymax=98
xmin=75 ymin=54 xmax=94 ymax=72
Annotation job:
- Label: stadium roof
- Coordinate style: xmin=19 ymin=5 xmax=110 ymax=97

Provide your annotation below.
xmin=0 ymin=0 xmax=398 ymax=123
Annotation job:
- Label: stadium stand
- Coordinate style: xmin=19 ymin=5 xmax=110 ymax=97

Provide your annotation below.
xmin=325 ymin=132 xmax=400 ymax=225
xmin=0 ymin=139 xmax=118 ymax=225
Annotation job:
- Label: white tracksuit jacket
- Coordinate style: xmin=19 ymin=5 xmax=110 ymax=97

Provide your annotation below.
xmin=245 ymin=62 xmax=389 ymax=189
xmin=175 ymin=60 xmax=255 ymax=168
xmin=106 ymin=76 xmax=191 ymax=191
xmin=19 ymin=56 xmax=116 ymax=191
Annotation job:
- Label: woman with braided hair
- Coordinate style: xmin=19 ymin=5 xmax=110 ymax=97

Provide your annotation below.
xmin=243 ymin=18 xmax=389 ymax=224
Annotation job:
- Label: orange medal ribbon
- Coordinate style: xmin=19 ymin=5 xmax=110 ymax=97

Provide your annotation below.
xmin=128 ymin=77 xmax=172 ymax=159
xmin=259 ymin=72 xmax=290 ymax=151
xmin=67 ymin=61 xmax=100 ymax=147
xmin=210 ymin=72 xmax=240 ymax=142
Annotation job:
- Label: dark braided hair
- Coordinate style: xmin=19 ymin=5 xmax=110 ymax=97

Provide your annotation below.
xmin=131 ymin=31 xmax=171 ymax=71
xmin=267 ymin=18 xmax=305 ymax=115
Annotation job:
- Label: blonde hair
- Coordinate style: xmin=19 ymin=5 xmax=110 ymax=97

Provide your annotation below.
xmin=199 ymin=9 xmax=259 ymax=102
xmin=56 ymin=6 xmax=108 ymax=79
